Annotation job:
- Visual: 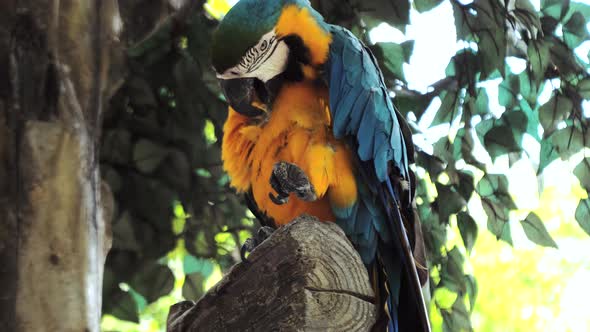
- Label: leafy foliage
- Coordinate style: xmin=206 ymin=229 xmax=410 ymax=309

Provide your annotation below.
xmin=520 ymin=212 xmax=558 ymax=248
xmin=101 ymin=1 xmax=254 ymax=322
xmin=101 ymin=0 xmax=590 ymax=331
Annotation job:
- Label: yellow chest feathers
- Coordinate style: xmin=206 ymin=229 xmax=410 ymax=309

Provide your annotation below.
xmin=222 ymin=82 xmax=358 ymax=225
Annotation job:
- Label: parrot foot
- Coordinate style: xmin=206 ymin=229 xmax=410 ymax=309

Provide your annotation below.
xmin=240 ymin=226 xmax=275 ymax=261
xmin=268 ymin=161 xmax=317 ymax=205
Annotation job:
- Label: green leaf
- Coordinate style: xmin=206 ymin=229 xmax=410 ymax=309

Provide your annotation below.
xmin=130 ymin=263 xmax=175 ymax=303
xmin=183 ymin=254 xmax=214 ymax=276
xmin=478 ymin=28 xmax=507 ymax=79
xmin=109 ymin=293 xmax=140 ymax=322
xmin=417 ymin=151 xmax=446 ymax=178
xmin=434 ymin=287 xmax=458 ymax=309
xmin=549 ymin=126 xmax=586 ymax=160
xmin=112 ymin=212 xmax=141 ymax=251
xmin=133 ymin=139 xmax=169 ymax=174
xmin=376 ymin=42 xmax=409 ymax=82
xmin=465 ymin=274 xmax=478 ymax=312
xmin=457 ymin=170 xmax=477 ymax=200
xmin=127 ymin=16 xmax=174 ymax=65
xmin=476 ymin=174 xmax=517 ymax=209
xmin=475 ymin=118 xmax=495 ymax=144
xmin=442 ymin=291 xmax=473 ymax=331
xmin=454 ymin=128 xmax=486 ymax=170
xmin=483 ymin=125 xmax=522 ymax=159
xmin=569 ymin=2 xmax=590 ymax=21
xmin=401 ymin=40 xmax=415 ymax=62
xmin=103 ymin=268 xmax=141 ymax=322
xmin=498 ymin=75 xmax=520 ymax=108
xmin=541 ymin=0 xmax=569 ymax=20
xmin=500 ymin=220 xmax=513 ymax=245
xmin=127 ymin=287 xmax=148 ymax=312
xmin=575 ymin=199 xmax=590 ymax=236
xmin=432 ymin=90 xmax=460 ymax=126
xmin=452 ymin=1 xmax=476 ymax=41
xmin=196 ymin=168 xmax=212 ymax=178
xmin=473 ymin=88 xmax=490 ymax=115
xmin=541 ymin=15 xmax=560 ymax=34
xmin=462 ymin=88 xmax=490 ymax=120
xmin=203 ymin=119 xmax=218 ymax=144
xmin=436 ymin=183 xmax=466 ymax=222
xmin=577 ymin=77 xmax=590 ymax=99
xmin=563 ymin=11 xmax=589 ymax=49
xmin=538 ymin=138 xmax=559 ymax=174
xmin=549 ymin=37 xmax=586 ymax=79
xmin=126 ymin=77 xmax=158 ymax=108
xmin=433 ymin=137 xmax=454 ymax=163
xmin=182 ymin=273 xmax=205 ymax=300
xmin=514 ymin=0 xmax=542 ymax=34
xmin=518 ymin=98 xmax=541 ymax=140
xmin=518 ymin=71 xmax=538 ymax=106
xmin=539 ymin=93 xmax=573 ymax=137
xmin=574 ymin=158 xmax=590 ymax=191
xmin=394 ymin=91 xmax=432 ymax=119
xmin=502 ymin=110 xmax=528 ymax=139
xmin=415 ymin=0 xmax=444 ymax=13
xmin=360 ymin=0 xmax=410 ymax=31
xmin=101 ymin=129 xmax=132 ymax=165
xmin=450 ymin=296 xmax=473 ymax=331
xmin=478 ymin=173 xmax=516 ymax=245
xmin=420 ymin=206 xmax=447 ymax=261
xmin=482 ymin=197 xmax=510 ymax=237
xmin=457 ymin=212 xmax=478 ymax=252
xmin=452 ymin=128 xmax=467 ymax=161
xmin=473 ymin=0 xmax=507 ymax=79
xmin=520 ymin=212 xmax=558 ymax=248
xmin=441 ymin=247 xmax=465 ymax=292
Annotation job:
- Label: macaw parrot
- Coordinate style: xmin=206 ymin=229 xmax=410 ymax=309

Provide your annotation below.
xmin=211 ymin=0 xmax=430 ymax=331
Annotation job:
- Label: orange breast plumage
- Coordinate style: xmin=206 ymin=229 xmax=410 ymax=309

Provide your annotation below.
xmin=221 ymin=81 xmax=358 ymax=225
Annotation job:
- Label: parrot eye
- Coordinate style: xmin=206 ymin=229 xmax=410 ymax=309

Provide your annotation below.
xmin=218 ymin=31 xmax=288 ymax=83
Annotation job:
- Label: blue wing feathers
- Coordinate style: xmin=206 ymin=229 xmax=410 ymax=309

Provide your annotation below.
xmin=347 ymin=90 xmax=370 ymax=135
xmin=329 ymin=55 xmax=344 ymax=107
xmin=333 ymin=85 xmax=363 ymax=138
xmin=324 ymin=24 xmax=427 ymax=331
xmin=357 ymin=98 xmax=378 ymax=161
xmin=374 ymin=133 xmax=392 ymax=182
xmin=325 ymin=25 xmax=407 ymax=181
xmin=354 ymin=202 xmax=371 ymax=239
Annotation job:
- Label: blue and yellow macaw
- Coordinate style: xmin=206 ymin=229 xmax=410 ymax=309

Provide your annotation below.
xmin=211 ymin=0 xmax=430 ymax=330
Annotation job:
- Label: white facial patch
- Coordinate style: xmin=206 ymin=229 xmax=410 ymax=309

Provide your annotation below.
xmin=217 ymin=30 xmax=289 ymax=82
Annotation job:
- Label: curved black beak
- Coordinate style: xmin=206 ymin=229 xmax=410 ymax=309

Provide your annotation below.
xmin=219 ymin=78 xmax=268 ymax=117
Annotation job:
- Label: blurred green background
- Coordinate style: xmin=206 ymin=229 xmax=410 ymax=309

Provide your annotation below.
xmin=100 ymin=0 xmax=590 ymax=331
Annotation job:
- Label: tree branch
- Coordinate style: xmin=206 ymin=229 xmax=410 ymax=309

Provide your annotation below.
xmin=167 ymin=216 xmax=377 ymax=332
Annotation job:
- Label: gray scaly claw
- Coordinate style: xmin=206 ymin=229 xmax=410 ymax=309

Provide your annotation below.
xmin=240 ymin=226 xmax=275 ymax=261
xmin=268 ymin=161 xmax=317 ymax=205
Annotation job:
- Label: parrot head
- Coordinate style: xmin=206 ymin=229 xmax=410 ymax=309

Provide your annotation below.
xmin=211 ymin=0 xmax=329 ymax=117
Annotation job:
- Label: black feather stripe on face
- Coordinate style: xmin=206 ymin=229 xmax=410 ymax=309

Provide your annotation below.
xmin=279 ymin=34 xmax=312 ymax=82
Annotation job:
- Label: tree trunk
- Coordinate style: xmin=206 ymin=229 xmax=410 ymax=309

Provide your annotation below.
xmin=0 ymin=1 xmax=117 ymax=331
xmin=167 ymin=216 xmax=378 ymax=332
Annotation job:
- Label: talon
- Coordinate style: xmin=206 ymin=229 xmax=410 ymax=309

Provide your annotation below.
xmin=257 ymin=226 xmax=275 ymax=239
xmin=241 ymin=238 xmax=256 ymax=261
xmin=269 ymin=192 xmax=289 ymax=205
xmin=240 ymin=226 xmax=276 ymax=261
xmin=269 ymin=161 xmax=317 ymax=205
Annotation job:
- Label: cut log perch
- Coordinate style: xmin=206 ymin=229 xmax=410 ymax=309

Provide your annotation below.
xmin=167 ymin=216 xmax=377 ymax=332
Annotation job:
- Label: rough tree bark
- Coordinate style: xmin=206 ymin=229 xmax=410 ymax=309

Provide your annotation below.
xmin=0 ymin=1 xmax=118 ymax=331
xmin=167 ymin=216 xmax=378 ymax=332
